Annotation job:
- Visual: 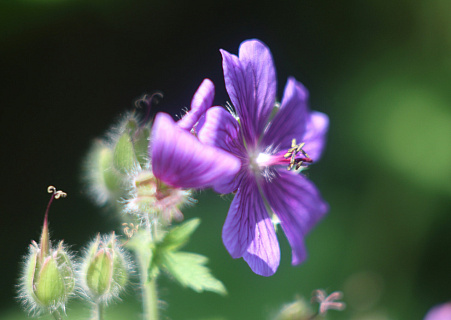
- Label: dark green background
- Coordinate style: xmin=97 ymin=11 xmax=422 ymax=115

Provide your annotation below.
xmin=1 ymin=0 xmax=451 ymax=319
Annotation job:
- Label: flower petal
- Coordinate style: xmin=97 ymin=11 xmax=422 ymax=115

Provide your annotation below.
xmin=262 ymin=77 xmax=309 ymax=149
xmin=197 ymin=107 xmax=242 ymax=154
xmin=178 ymin=79 xmax=215 ymax=131
xmin=263 ymin=170 xmax=328 ymax=265
xmin=424 ymin=303 xmax=451 ymax=320
xmin=151 ymin=113 xmax=240 ymax=189
xmin=221 ymin=39 xmax=276 ymax=145
xmin=197 ymin=106 xmax=244 ymax=193
xmin=302 ymin=111 xmax=329 ymax=162
xmin=222 ymin=176 xmax=280 ymax=276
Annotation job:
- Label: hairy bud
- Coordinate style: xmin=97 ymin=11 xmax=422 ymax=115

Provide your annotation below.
xmin=80 ymin=233 xmax=130 ymax=304
xmin=18 ymin=186 xmax=75 ymax=316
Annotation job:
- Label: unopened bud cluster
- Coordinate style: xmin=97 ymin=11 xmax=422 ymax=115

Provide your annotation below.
xmin=79 ymin=233 xmax=130 ymax=304
xmin=18 ymin=187 xmax=132 ymax=317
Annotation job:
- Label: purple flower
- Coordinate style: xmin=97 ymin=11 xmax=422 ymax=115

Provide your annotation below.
xmin=150 ymin=79 xmax=241 ymax=193
xmin=424 ymin=303 xmax=451 ymax=320
xmin=197 ymin=39 xmax=329 ymax=276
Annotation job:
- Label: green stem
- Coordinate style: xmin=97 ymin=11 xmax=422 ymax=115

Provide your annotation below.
xmin=91 ymin=302 xmax=104 ymax=320
xmin=135 ymin=230 xmax=159 ymax=320
xmin=51 ymin=310 xmax=62 ymax=320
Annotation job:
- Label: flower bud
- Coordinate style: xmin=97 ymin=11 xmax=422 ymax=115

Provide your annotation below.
xmin=274 ymin=297 xmax=314 ymax=320
xmin=84 ymin=141 xmax=124 ymax=206
xmin=80 ymin=233 xmax=130 ymax=303
xmin=18 ymin=187 xmax=75 ymax=316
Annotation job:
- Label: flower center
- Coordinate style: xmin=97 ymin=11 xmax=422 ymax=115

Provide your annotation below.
xmin=256 ymin=139 xmax=313 ymax=171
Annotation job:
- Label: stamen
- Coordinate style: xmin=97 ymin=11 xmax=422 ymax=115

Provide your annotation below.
xmin=284 ymin=139 xmax=313 ymax=171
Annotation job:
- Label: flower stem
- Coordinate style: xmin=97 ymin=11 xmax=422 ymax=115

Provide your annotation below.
xmin=51 ymin=310 xmax=62 ymax=320
xmin=91 ymin=302 xmax=104 ymax=320
xmin=134 ymin=229 xmax=159 ymax=320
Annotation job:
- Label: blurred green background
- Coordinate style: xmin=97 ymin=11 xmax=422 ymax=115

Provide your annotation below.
xmin=1 ymin=0 xmax=450 ymax=319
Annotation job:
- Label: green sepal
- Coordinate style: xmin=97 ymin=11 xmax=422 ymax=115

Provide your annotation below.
xmin=160 ymin=218 xmax=200 ymax=251
xmin=34 ymin=256 xmax=65 ymax=306
xmin=112 ymin=250 xmax=128 ymax=289
xmin=25 ymin=245 xmax=40 ymax=302
xmin=86 ymin=249 xmax=113 ymax=297
xmin=125 ymin=118 xmax=138 ymax=134
xmin=161 ymin=251 xmax=227 ymax=295
xmin=98 ymin=146 xmax=122 ymax=192
xmin=113 ymin=133 xmax=138 ymax=173
xmin=134 ymin=128 xmax=151 ymax=168
xmin=54 ymin=242 xmax=75 ymax=294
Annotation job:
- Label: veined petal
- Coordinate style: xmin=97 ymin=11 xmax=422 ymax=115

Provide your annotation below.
xmin=197 ymin=106 xmax=244 ymax=193
xmin=222 ymin=177 xmax=280 ymax=276
xmin=197 ymin=107 xmax=242 ymax=155
xmin=221 ymin=39 xmax=276 ymax=146
xmin=151 ymin=113 xmax=240 ymax=189
xmin=263 ymin=170 xmax=328 ymax=265
xmin=239 ymin=40 xmax=277 ymax=137
xmin=262 ymin=77 xmax=309 ymax=149
xmin=302 ymin=111 xmax=329 ymax=162
xmin=178 ymin=79 xmax=215 ymax=131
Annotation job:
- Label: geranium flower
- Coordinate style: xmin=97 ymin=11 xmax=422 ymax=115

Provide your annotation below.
xmin=197 ymin=39 xmax=329 ymax=276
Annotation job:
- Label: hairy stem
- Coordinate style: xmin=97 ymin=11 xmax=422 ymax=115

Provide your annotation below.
xmin=51 ymin=310 xmax=62 ymax=320
xmin=135 ymin=228 xmax=159 ymax=320
xmin=91 ymin=302 xmax=104 ymax=320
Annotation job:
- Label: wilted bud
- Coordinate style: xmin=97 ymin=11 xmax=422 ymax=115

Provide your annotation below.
xmin=125 ymin=169 xmax=192 ymax=223
xmin=18 ymin=187 xmax=75 ymax=316
xmin=80 ymin=233 xmax=130 ymax=303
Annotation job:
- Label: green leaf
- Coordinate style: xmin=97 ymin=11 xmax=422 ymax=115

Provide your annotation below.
xmin=162 ymin=251 xmax=226 ymax=295
xmin=113 ymin=133 xmax=138 ymax=173
xmin=161 ymin=218 xmax=201 ymax=251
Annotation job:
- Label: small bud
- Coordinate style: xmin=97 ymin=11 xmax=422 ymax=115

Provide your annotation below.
xmin=18 ymin=187 xmax=75 ymax=316
xmin=84 ymin=140 xmax=124 ymax=206
xmin=274 ymin=297 xmax=314 ymax=320
xmin=80 ymin=233 xmax=130 ymax=304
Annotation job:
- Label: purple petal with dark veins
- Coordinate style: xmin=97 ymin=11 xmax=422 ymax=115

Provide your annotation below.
xmin=302 ymin=111 xmax=329 ymax=162
xmin=222 ymin=176 xmax=280 ymax=276
xmin=262 ymin=77 xmax=309 ymax=149
xmin=151 ymin=113 xmax=240 ymax=190
xmin=263 ymin=170 xmax=328 ymax=265
xmin=197 ymin=107 xmax=242 ymax=155
xmin=221 ymin=39 xmax=276 ymax=146
xmin=178 ymin=79 xmax=215 ymax=131
xmin=197 ymin=106 xmax=244 ymax=193
xmin=238 ymin=39 xmax=277 ymax=137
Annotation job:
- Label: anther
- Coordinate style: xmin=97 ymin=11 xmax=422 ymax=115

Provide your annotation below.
xmin=284 ymin=139 xmax=313 ymax=171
